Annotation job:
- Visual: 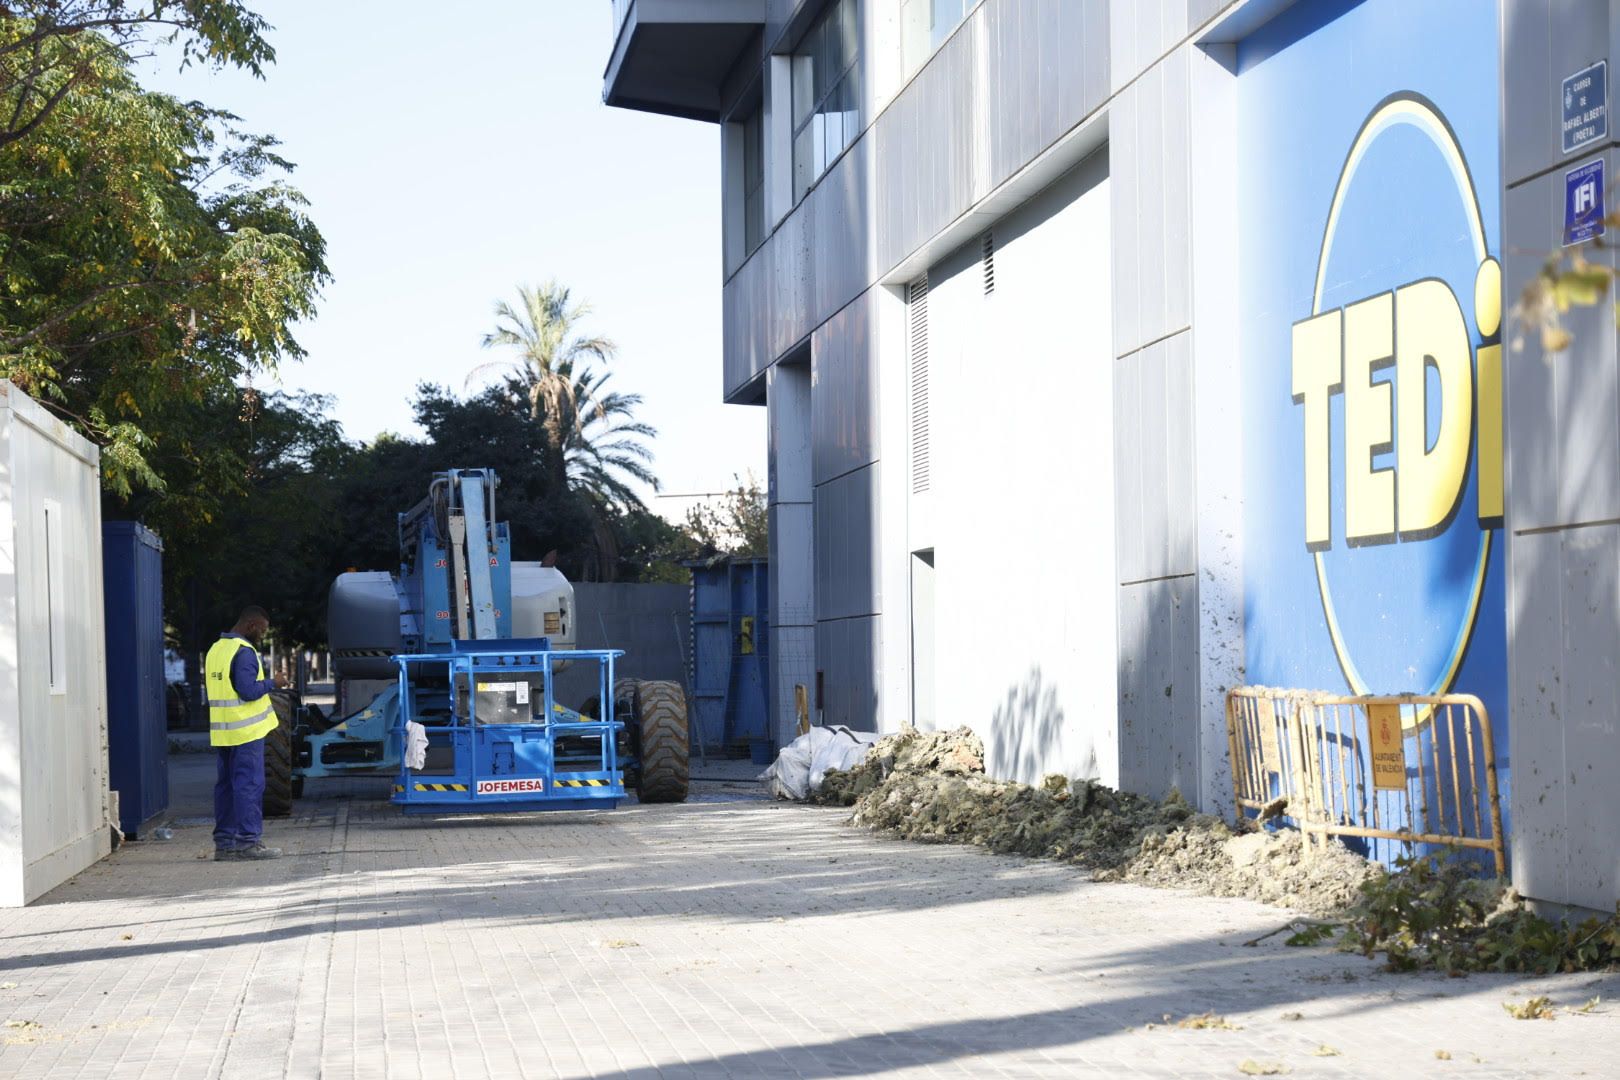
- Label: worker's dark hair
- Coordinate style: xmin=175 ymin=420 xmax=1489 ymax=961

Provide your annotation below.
xmin=234 ymin=605 xmax=270 ymax=632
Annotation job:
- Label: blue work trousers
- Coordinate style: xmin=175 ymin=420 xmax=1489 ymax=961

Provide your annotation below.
xmin=213 ymin=738 xmax=265 ymax=850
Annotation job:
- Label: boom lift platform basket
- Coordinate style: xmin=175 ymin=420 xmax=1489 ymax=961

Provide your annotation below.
xmin=392 ymin=639 xmax=626 ymax=814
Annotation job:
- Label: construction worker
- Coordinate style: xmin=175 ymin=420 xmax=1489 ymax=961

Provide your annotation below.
xmin=206 ymin=606 xmax=285 ymax=861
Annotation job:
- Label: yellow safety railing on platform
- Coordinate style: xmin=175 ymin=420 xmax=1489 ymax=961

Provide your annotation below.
xmin=1225 ymin=689 xmax=1507 ymax=876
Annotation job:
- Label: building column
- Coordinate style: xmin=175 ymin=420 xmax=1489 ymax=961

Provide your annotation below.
xmin=766 ymin=360 xmax=814 ymax=749
xmin=1500 ymin=0 xmax=1620 ymax=913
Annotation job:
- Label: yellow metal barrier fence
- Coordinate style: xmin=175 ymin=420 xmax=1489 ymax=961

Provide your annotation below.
xmin=1225 ymin=687 xmax=1307 ymax=819
xmin=1226 ymin=689 xmax=1506 ymax=876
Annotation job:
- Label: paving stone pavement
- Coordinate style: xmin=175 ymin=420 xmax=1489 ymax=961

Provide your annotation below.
xmin=1 ymin=755 xmax=1616 ymax=1079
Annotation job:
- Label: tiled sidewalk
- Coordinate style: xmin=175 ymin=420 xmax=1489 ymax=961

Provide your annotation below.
xmin=0 ymin=756 xmax=1614 ymax=1078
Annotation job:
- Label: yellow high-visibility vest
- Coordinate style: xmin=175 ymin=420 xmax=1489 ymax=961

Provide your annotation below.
xmin=205 ymin=637 xmax=277 ymax=747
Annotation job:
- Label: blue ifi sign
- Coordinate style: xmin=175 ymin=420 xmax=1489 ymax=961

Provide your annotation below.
xmin=1563 ymin=60 xmax=1607 ymax=154
xmin=1565 ymin=158 xmax=1604 ymax=246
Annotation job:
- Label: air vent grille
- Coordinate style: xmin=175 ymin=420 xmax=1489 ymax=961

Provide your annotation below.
xmin=909 ymin=275 xmax=930 ymax=494
xmin=982 ymin=231 xmax=995 ymax=295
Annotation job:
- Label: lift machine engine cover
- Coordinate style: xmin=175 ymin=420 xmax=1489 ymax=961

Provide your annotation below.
xmin=294 ymin=467 xmax=689 ymax=813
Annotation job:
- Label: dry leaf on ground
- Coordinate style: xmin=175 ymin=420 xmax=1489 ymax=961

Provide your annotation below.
xmin=1503 ymin=996 xmax=1555 ymax=1021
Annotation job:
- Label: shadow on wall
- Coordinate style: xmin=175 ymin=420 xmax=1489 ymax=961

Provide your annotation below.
xmin=1116 ymin=573 xmax=1198 ymax=803
xmin=986 ymin=667 xmax=1094 ymax=786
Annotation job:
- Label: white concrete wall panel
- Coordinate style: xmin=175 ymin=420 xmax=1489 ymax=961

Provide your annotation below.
xmin=0 ymin=383 xmax=111 ymax=906
xmin=922 ymin=155 xmax=1117 ymax=786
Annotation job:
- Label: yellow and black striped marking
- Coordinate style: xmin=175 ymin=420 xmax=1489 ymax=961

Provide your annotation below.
xmin=553 ymin=778 xmax=612 ymax=788
xmin=392 ymin=782 xmax=468 ymax=792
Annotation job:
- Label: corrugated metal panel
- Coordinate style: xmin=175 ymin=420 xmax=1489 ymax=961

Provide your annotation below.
xmin=815 ymin=613 xmax=880 ymax=729
xmin=688 ymin=560 xmax=771 ymax=752
xmin=1135 ymin=62 xmax=1168 ymax=346
xmin=811 ymin=289 xmax=878 ymax=484
xmin=1113 ymin=347 xmax=1145 ymax=580
xmin=102 ymin=522 xmax=168 ymax=838
xmin=1161 ymin=45 xmax=1192 ymax=335
xmin=1501 ymin=1 xmax=1553 ymax=187
xmin=1502 ymin=174 xmax=1560 ymax=532
xmin=1163 ymin=330 xmax=1197 ymax=576
xmin=813 ymin=463 xmax=881 ymax=621
xmin=1116 ymin=574 xmax=1199 ymax=800
xmin=1136 ymin=337 xmax=1171 ymax=576
xmin=1507 ymin=529 xmax=1566 ymax=902
xmin=909 ymin=276 xmax=931 ymax=493
xmin=1115 ymin=329 xmax=1197 ymax=585
xmin=0 ymin=381 xmax=111 ymax=906
xmin=1556 ymin=525 xmax=1620 ymax=910
xmin=1110 ymin=77 xmax=1140 ymax=358
xmin=1552 ymin=158 xmax=1620 ymax=527
xmin=722 ymin=0 xmax=1111 ymax=400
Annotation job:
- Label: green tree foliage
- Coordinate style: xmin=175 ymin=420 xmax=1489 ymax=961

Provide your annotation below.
xmin=117 ymin=386 xmax=349 ymax=707
xmin=0 ymin=3 xmax=326 ymax=498
xmin=0 ymin=2 xmax=275 ymax=149
xmin=331 ymin=383 xmax=683 ymax=587
xmin=471 ymin=281 xmax=617 ymax=495
xmin=683 ymin=473 xmax=768 ymax=558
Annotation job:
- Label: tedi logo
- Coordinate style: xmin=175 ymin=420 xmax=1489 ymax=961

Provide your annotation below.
xmin=1289 ymin=93 xmax=1500 ymax=722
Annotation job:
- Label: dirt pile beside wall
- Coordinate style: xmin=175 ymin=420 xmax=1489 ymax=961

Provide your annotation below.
xmin=816 ymin=726 xmax=1381 ymax=917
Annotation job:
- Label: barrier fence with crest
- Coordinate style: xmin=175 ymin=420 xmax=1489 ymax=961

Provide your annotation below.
xmin=1225 ymin=687 xmax=1506 ymax=875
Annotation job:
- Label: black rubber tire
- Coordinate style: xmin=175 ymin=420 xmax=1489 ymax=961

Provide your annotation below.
xmin=262 ymin=691 xmax=297 ymax=818
xmin=632 ymin=680 xmax=689 ymax=804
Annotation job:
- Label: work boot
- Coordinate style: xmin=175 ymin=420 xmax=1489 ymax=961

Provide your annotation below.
xmin=235 ymin=843 xmax=282 ymax=860
xmin=214 ymin=847 xmax=240 ymax=861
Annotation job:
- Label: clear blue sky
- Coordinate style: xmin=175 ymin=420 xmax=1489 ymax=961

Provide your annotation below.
xmin=138 ymin=1 xmax=763 ymax=518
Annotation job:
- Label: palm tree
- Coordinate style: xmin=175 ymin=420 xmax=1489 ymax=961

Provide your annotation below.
xmin=563 ymin=366 xmax=659 ymax=512
xmin=560 ymin=366 xmax=660 ymax=581
xmin=469 ymin=281 xmax=615 ymax=492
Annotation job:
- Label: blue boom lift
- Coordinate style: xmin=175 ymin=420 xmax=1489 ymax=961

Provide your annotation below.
xmin=264 ymin=468 xmax=690 ymax=814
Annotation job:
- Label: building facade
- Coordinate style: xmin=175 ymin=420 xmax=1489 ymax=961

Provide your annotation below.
xmin=605 ymin=0 xmax=1620 ymax=912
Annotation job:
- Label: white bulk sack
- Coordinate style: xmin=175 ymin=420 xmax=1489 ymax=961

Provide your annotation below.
xmin=760 ymin=726 xmax=880 ymax=801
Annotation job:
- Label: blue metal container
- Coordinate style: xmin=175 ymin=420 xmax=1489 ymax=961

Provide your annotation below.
xmin=102 ymin=521 xmax=168 ymax=837
xmin=688 ymin=557 xmax=770 ymax=757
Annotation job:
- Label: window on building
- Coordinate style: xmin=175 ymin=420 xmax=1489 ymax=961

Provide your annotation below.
xmin=792 ymin=0 xmax=861 ymax=204
xmin=742 ymin=107 xmax=765 ymax=254
xmin=902 ymin=0 xmax=970 ymax=75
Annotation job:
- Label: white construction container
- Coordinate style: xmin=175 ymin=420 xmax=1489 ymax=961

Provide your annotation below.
xmin=0 ymin=380 xmax=112 ymax=906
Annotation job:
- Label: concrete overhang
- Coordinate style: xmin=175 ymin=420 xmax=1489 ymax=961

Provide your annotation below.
xmin=603 ymin=0 xmax=764 ymax=122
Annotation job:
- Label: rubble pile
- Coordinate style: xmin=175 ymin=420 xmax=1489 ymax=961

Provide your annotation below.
xmin=814 ymin=726 xmax=1381 ymax=916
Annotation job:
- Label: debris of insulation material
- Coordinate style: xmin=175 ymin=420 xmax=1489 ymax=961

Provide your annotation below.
xmin=809 ymin=726 xmax=1381 ymax=917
